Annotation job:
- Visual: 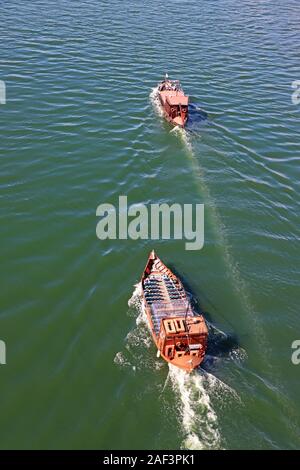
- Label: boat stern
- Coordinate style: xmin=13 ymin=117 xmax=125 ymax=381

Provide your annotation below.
xmin=158 ymin=316 xmax=208 ymax=372
xmin=173 ymin=115 xmax=187 ymax=128
xmin=170 ymin=352 xmax=204 ymax=372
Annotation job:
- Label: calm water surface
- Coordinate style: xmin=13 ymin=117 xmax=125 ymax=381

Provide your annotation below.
xmin=0 ymin=0 xmax=300 ymax=450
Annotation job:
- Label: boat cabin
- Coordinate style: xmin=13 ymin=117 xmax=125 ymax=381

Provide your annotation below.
xmin=158 ymin=315 xmax=207 ymax=361
xmin=158 ymin=80 xmax=189 ymax=125
xmin=164 ymin=95 xmax=188 ymax=123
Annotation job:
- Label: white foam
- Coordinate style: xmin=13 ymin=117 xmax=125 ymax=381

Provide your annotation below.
xmin=128 ymin=282 xmax=143 ymax=309
xmin=229 ymin=347 xmax=248 ymax=363
xmin=125 ymin=327 xmax=152 ymax=349
xmin=113 ymin=351 xmax=134 ymax=370
xmin=120 ymin=284 xmax=246 ymax=449
xmin=170 ymin=125 xmax=194 ymax=153
xmin=202 ymin=368 xmax=241 ymax=403
xmin=166 ymin=116 xmax=272 ymax=372
xmin=149 ymin=86 xmax=164 ymax=118
xmin=114 ymin=283 xmax=159 ymax=372
xmin=169 ymin=364 xmax=222 ymax=450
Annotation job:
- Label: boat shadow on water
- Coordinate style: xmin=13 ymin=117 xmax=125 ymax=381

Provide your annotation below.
xmin=186 ymin=102 xmax=209 ymax=133
xmin=116 ymin=267 xmax=245 ymax=378
xmin=167 ymin=263 xmax=241 ymax=373
xmin=117 ymin=277 xmax=242 ymax=452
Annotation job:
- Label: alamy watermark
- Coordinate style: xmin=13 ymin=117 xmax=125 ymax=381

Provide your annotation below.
xmin=291 ymin=80 xmax=300 ymax=105
xmin=0 ymin=340 xmax=6 ymax=365
xmin=291 ymin=340 xmax=300 ymax=365
xmin=0 ymin=80 xmax=6 ymax=105
xmin=96 ymin=196 xmax=204 ymax=250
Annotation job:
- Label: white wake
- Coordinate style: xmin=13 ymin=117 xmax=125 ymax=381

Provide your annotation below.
xmin=115 ymin=284 xmax=244 ymax=450
xmin=169 ymin=364 xmax=222 ymax=449
xmin=150 ymin=86 xmax=271 ymax=372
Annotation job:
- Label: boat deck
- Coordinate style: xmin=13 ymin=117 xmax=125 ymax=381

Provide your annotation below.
xmin=150 ymin=299 xmax=194 ymax=335
xmin=143 ymin=273 xmax=194 ymax=335
xmin=159 ymin=90 xmax=188 ymax=106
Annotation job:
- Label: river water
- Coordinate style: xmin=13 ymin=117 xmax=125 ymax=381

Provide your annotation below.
xmin=0 ymin=0 xmax=300 ymax=450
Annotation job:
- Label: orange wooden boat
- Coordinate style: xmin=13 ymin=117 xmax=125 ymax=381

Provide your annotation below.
xmin=158 ymin=74 xmax=189 ymax=127
xmin=141 ymin=250 xmax=208 ymax=372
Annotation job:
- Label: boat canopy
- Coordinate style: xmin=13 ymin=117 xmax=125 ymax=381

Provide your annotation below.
xmin=150 ymin=300 xmax=194 ymax=334
xmin=151 ymin=299 xmax=193 ymax=317
xmin=166 ymin=94 xmax=189 ymax=106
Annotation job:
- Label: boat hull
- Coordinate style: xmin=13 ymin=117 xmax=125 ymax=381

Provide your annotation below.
xmin=157 ymin=77 xmax=189 ymax=128
xmin=147 ymin=314 xmax=204 ymax=372
xmin=141 ymin=250 xmax=208 ymax=372
xmin=158 ymin=94 xmax=188 ymax=128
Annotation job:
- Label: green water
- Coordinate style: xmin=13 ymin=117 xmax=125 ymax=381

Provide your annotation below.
xmin=1 ymin=0 xmax=300 ymax=450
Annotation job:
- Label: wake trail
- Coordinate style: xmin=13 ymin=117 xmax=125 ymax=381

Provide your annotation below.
xmin=149 ymin=85 xmax=272 ymax=371
xmin=128 ymin=86 xmax=300 ymax=445
xmin=157 ymin=96 xmax=300 ymax=432
xmin=115 ymin=284 xmax=243 ymax=450
xmin=169 ymin=364 xmax=222 ymax=450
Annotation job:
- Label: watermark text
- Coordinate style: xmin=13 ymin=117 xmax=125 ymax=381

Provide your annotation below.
xmin=0 ymin=340 xmax=6 ymax=365
xmin=96 ymin=196 xmax=204 ymax=250
xmin=291 ymin=80 xmax=300 ymax=105
xmin=0 ymin=80 xmax=6 ymax=105
xmin=291 ymin=340 xmax=300 ymax=365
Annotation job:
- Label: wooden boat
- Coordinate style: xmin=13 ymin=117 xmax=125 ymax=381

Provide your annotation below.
xmin=141 ymin=250 xmax=208 ymax=372
xmin=158 ymin=74 xmax=189 ymax=127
